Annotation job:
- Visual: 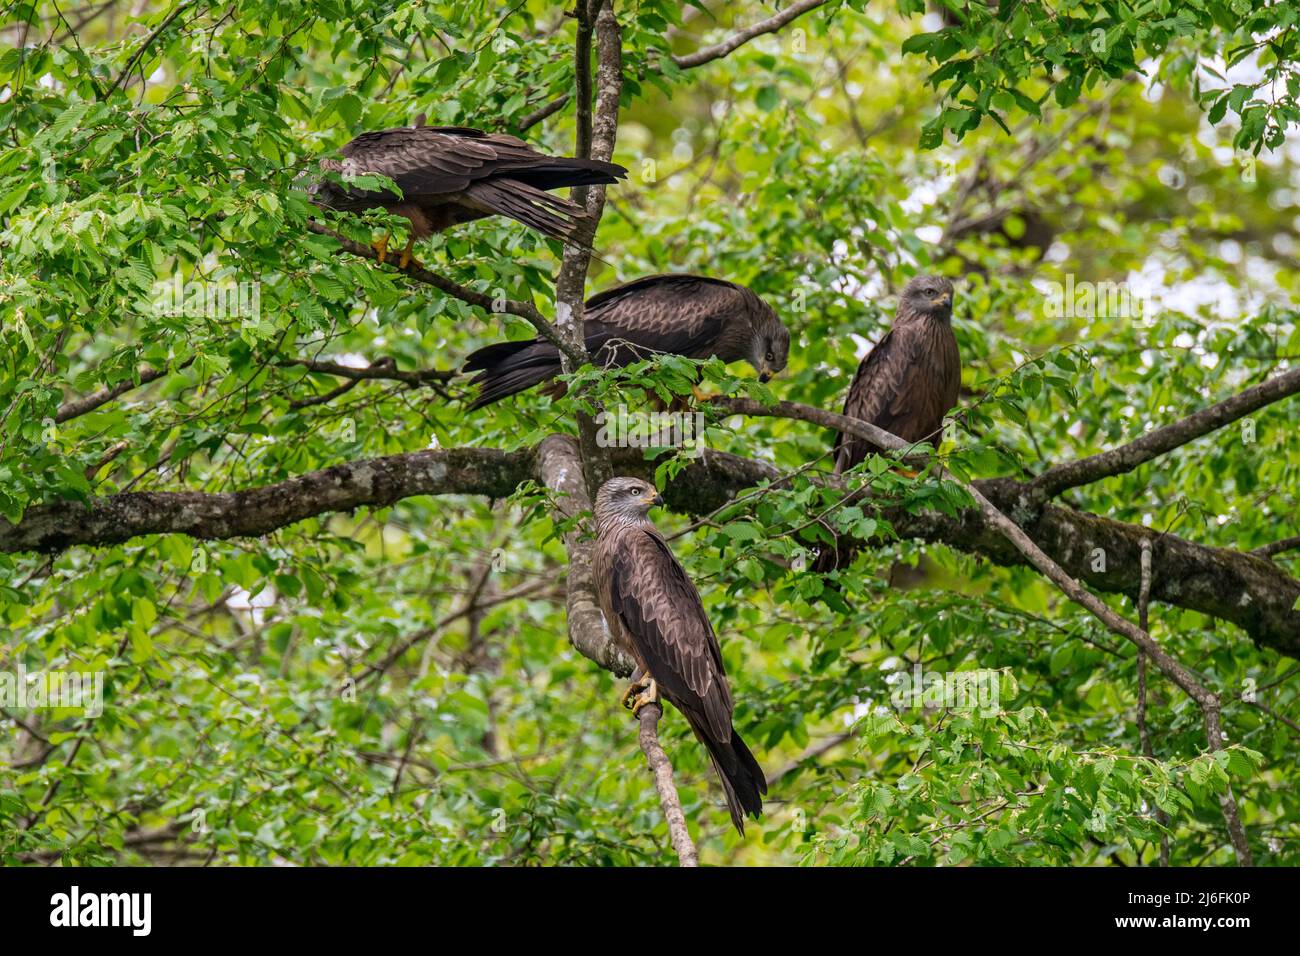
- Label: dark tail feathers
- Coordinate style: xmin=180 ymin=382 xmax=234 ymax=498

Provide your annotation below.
xmin=463 ymin=339 xmax=562 ymax=410
xmin=463 ymin=179 xmax=593 ymax=243
xmin=509 ymin=156 xmax=627 ymax=192
xmin=693 ymin=718 xmax=766 ymax=835
xmin=463 ymin=156 xmax=626 ymax=243
xmin=464 ymin=328 xmax=620 ymax=410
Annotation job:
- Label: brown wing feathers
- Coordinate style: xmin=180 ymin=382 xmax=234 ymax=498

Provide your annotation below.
xmin=462 ymin=275 xmax=759 ymax=409
xmin=605 ymin=527 xmax=766 ymax=833
xmin=458 ymin=178 xmax=592 ymax=242
xmin=314 ymin=126 xmax=626 ymax=242
xmin=815 ymin=283 xmax=961 ymax=576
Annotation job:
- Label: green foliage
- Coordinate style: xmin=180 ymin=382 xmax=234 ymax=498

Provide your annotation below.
xmin=1 ymin=0 xmax=1298 ymax=866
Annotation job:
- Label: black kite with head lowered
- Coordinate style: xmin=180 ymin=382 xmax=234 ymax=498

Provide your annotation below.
xmin=812 ymin=275 xmax=962 ymax=576
xmin=592 ymin=476 xmax=767 ymax=835
xmin=463 ymin=273 xmax=789 ymax=409
xmin=311 ymin=126 xmax=627 ymax=265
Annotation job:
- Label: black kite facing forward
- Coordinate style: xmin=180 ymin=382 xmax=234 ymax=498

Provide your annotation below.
xmin=813 ymin=275 xmax=961 ymax=575
xmin=464 ymin=274 xmax=789 ymax=409
xmin=593 ymin=476 xmax=767 ymax=834
xmin=312 ymin=126 xmax=626 ymax=265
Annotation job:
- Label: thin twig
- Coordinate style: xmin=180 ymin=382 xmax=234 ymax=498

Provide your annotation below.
xmin=671 ymin=0 xmax=828 ymax=69
xmin=107 ymin=0 xmax=192 ymax=95
xmin=1135 ymin=539 xmax=1171 ymax=866
xmin=305 ymin=220 xmax=581 ymax=365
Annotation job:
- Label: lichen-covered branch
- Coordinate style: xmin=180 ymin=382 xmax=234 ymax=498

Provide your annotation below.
xmin=5 ymin=441 xmax=1298 ymax=660
xmin=537 ymin=434 xmax=635 ymax=676
xmin=1 ymin=447 xmax=536 ymax=553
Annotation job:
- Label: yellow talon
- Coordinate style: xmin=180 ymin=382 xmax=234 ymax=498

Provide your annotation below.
xmin=621 ymin=674 xmax=650 ymax=709
xmin=630 ymin=678 xmax=659 ymax=718
xmin=396 ymin=235 xmax=418 ymax=270
xmin=372 ymin=233 xmax=391 ymax=264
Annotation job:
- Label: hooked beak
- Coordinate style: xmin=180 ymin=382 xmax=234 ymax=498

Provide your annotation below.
xmin=932 ymin=293 xmax=952 ymax=309
xmin=758 ymin=370 xmax=773 ymax=384
xmin=643 ymin=492 xmax=665 ymax=508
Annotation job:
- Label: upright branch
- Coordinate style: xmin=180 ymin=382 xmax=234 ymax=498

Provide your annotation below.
xmin=554 ymin=0 xmax=624 ymax=502
xmin=637 ymin=702 xmax=700 ymax=866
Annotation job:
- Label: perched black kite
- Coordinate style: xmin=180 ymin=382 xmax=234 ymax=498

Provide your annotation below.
xmin=311 ymin=126 xmax=626 ymax=265
xmin=812 ymin=275 xmax=961 ymax=575
xmin=463 ymin=273 xmax=789 ymax=409
xmin=593 ymin=476 xmax=766 ymax=834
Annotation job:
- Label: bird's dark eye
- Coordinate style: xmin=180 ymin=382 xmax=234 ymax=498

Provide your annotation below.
xmin=923 ymin=287 xmax=936 ymax=296
xmin=765 ymin=351 xmax=775 ymax=362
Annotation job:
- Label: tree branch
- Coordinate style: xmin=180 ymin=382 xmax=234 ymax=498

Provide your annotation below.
xmin=1028 ymin=365 xmax=1300 ymax=502
xmin=107 ymin=0 xmax=192 ymax=96
xmin=969 ymin=478 xmax=1252 ymax=864
xmin=281 ymin=357 xmax=455 ymax=387
xmin=553 ymin=0 xmax=623 ymax=502
xmin=56 ymin=358 xmax=193 ymax=423
xmin=517 ymin=94 xmax=570 ymax=131
xmin=5 ymin=440 xmax=1298 ymax=660
xmin=305 ymin=220 xmax=582 ymax=365
xmin=1255 ymin=534 xmax=1300 ymax=559
xmin=0 ymin=446 xmax=536 ymax=553
xmin=671 ymin=0 xmax=829 ymax=69
xmin=637 ymin=702 xmax=699 ymax=866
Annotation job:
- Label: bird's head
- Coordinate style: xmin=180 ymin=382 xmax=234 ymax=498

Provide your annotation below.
xmin=595 ymin=477 xmax=664 ymax=525
xmin=750 ymin=302 xmax=791 ymax=383
xmin=900 ymin=275 xmax=955 ymax=321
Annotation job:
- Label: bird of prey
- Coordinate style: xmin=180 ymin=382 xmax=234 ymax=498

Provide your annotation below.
xmin=463 ymin=273 xmax=789 ymax=409
xmin=593 ymin=476 xmax=767 ymax=834
xmin=311 ymin=126 xmax=627 ymax=266
xmin=812 ymin=275 xmax=961 ymax=575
